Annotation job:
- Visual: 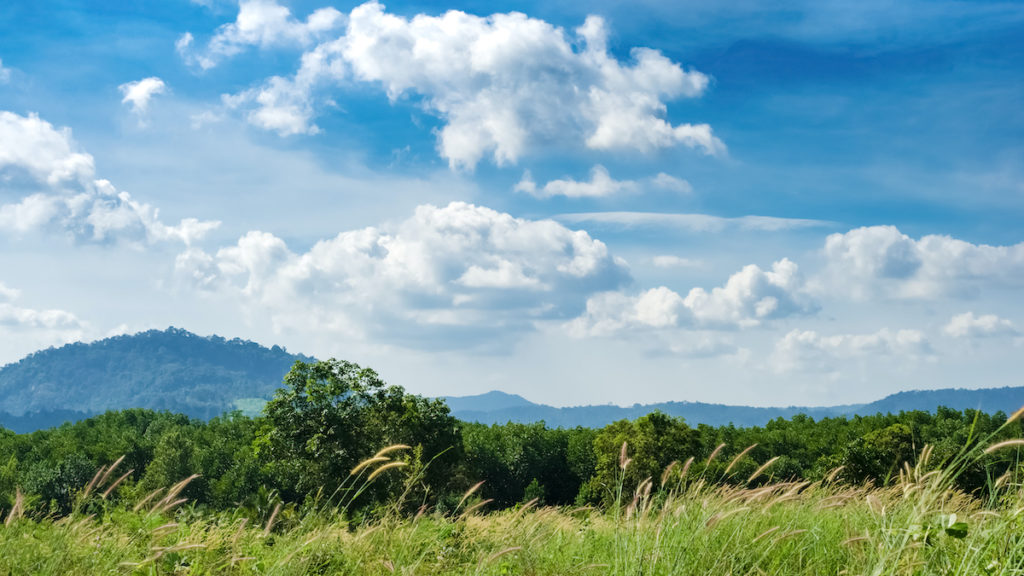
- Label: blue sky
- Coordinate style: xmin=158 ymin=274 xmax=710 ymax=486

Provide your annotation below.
xmin=0 ymin=0 xmax=1022 ymax=407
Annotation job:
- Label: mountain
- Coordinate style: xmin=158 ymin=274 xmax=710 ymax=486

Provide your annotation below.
xmin=446 ymin=387 xmax=1024 ymax=428
xmin=0 ymin=327 xmax=309 ymax=429
xmin=1 ymin=328 xmax=1022 ymax=434
xmin=441 ymin=390 xmax=536 ymax=414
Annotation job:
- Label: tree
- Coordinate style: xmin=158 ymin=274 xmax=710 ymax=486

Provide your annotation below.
xmin=255 ymin=359 xmax=461 ymax=505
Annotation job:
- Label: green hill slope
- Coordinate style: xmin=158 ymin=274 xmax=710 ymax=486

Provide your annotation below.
xmin=0 ymin=327 xmax=308 ymax=422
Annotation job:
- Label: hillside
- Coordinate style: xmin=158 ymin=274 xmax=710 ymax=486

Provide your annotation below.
xmin=0 ymin=327 xmax=308 ymax=426
xmin=446 ymin=387 xmax=1024 ymax=428
xmin=1 ymin=329 xmax=1022 ymax=433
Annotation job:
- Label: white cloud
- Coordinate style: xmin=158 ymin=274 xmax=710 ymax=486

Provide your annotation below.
xmin=770 ymin=327 xmax=932 ymax=373
xmin=819 ymin=225 xmax=1024 ymax=299
xmin=944 ymin=311 xmax=1017 ymax=339
xmin=516 ymin=168 xmax=695 ymax=199
xmin=652 ymin=255 xmax=702 ymax=268
xmin=119 ymin=77 xmax=167 ymax=115
xmin=0 ymin=111 xmax=219 ymax=245
xmin=651 ymin=173 xmax=693 ymax=194
xmin=569 ymin=258 xmax=817 ymax=337
xmin=223 ymin=2 xmax=723 ymax=167
xmin=180 ymin=0 xmax=344 ymax=70
xmin=0 ymin=281 xmax=87 ymax=347
xmin=177 ymin=201 xmax=629 ymax=347
xmin=0 ymin=111 xmax=95 ymax=185
xmin=557 ymin=211 xmax=830 ymax=233
xmin=515 ymin=165 xmax=638 ymax=198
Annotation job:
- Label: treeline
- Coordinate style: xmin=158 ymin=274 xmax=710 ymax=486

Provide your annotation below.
xmin=1 ymin=360 xmax=1022 ymax=518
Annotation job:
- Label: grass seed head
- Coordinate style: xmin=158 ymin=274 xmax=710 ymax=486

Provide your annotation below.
xmin=984 ymin=439 xmax=1024 ymax=454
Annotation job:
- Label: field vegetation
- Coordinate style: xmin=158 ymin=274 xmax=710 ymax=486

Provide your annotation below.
xmin=2 ymin=359 xmax=1023 ymax=574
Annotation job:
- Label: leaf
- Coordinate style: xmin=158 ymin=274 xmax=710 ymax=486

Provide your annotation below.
xmin=945 ymin=522 xmax=968 ymax=539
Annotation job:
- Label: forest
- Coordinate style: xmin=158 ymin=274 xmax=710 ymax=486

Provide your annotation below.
xmin=1 ymin=359 xmax=1024 ymax=574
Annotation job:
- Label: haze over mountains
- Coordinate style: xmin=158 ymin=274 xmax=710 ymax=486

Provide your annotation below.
xmin=1 ymin=328 xmax=1021 ymax=433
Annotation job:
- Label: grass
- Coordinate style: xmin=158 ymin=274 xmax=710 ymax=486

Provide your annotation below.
xmin=3 ymin=433 xmax=1024 ymax=574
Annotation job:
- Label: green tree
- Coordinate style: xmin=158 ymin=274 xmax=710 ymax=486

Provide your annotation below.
xmin=255 ymin=359 xmax=461 ymax=505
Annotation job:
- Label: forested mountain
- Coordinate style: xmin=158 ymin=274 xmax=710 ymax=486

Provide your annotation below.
xmin=0 ymin=328 xmax=308 ymax=426
xmin=2 ymin=328 xmax=1023 ymax=434
xmin=446 ymin=387 xmax=1024 ymax=428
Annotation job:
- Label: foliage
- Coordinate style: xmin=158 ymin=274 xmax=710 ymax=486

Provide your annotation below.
xmin=0 ymin=327 xmax=308 ymax=421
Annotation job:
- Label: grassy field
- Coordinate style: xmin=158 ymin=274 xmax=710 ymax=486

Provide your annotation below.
xmin=3 ymin=438 xmax=1024 ymax=576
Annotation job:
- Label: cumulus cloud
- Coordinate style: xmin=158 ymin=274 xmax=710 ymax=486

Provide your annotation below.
xmin=0 ymin=111 xmax=95 ymax=185
xmin=515 ymin=165 xmax=638 ymax=198
xmin=222 ymin=2 xmax=723 ymax=167
xmin=515 ymin=167 xmax=696 ymax=199
xmin=0 ymin=281 xmax=87 ymax=346
xmin=179 ymin=0 xmax=344 ymax=70
xmin=651 ymin=173 xmax=693 ymax=194
xmin=770 ymin=327 xmax=932 ymax=373
xmin=221 ymin=37 xmax=346 ymax=136
xmin=557 ymin=211 xmax=830 ymax=233
xmin=176 ymin=201 xmax=629 ymax=348
xmin=0 ymin=111 xmax=219 ymax=245
xmin=652 ymin=255 xmax=701 ymax=268
xmin=944 ymin=311 xmax=1017 ymax=339
xmin=119 ymin=77 xmax=167 ymax=115
xmin=819 ymin=225 xmax=1024 ymax=299
xmin=569 ymin=258 xmax=817 ymax=337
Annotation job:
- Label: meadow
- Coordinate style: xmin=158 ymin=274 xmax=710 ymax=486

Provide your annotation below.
xmin=3 ymin=432 xmax=1024 ymax=575
xmin=2 ymin=360 xmax=1024 ymax=574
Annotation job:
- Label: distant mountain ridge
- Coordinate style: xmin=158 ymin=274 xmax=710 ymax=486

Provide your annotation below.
xmin=444 ymin=388 xmax=1024 ymax=428
xmin=0 ymin=328 xmax=1021 ymax=433
xmin=0 ymin=327 xmax=309 ymax=424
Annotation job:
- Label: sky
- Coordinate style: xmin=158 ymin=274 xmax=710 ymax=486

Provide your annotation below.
xmin=0 ymin=0 xmax=1022 ymax=408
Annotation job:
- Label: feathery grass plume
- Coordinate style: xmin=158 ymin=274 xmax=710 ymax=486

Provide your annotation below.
xmin=841 ymin=536 xmax=871 ymax=546
xmin=460 ymin=498 xmax=493 ymax=519
xmin=350 ymin=456 xmax=389 ymax=476
xmin=4 ymin=488 xmax=24 ymax=526
xmin=751 ymin=525 xmax=780 ymax=543
xmin=159 ymin=475 xmax=200 ymax=504
xmin=414 ymin=504 xmax=428 ymax=522
xmin=746 ymin=456 xmax=780 ymax=484
xmin=625 ymin=492 xmax=640 ymax=520
xmin=457 ymin=480 xmax=486 ymax=511
xmin=619 ymin=441 xmax=630 ymax=470
xmin=133 ymin=488 xmax=164 ymax=512
xmin=98 ymin=455 xmax=125 ymax=487
xmin=823 ymin=465 xmax=845 ymax=485
xmin=381 ymin=559 xmax=395 ymax=573
xmin=82 ymin=465 xmax=106 ymax=500
xmin=774 ymin=529 xmax=807 ymax=542
xmin=704 ymin=506 xmax=749 ymax=528
xmin=660 ymin=461 xmax=678 ymax=487
xmin=680 ymin=456 xmax=695 ymax=479
xmin=263 ymin=502 xmax=282 ymax=536
xmin=157 ymin=498 xmax=189 ymax=515
xmin=367 ymin=461 xmax=407 ymax=481
xmin=101 ymin=469 xmax=134 ymax=499
xmin=706 ymin=443 xmax=727 ymax=466
xmin=150 ymin=523 xmax=179 ymax=537
xmin=724 ymin=443 xmax=758 ymax=476
xmin=983 ymin=439 xmax=1024 ymax=454
xmin=374 ymin=444 xmax=411 ymax=458
xmin=1007 ymin=405 xmax=1024 ymax=424
xmin=230 ymin=518 xmax=248 ymax=549
xmin=482 ymin=546 xmax=522 ymax=565
xmin=513 ymin=498 xmax=540 ymax=521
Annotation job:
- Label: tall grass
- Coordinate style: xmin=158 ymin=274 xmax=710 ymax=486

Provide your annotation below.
xmin=2 ymin=421 xmax=1024 ymax=575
